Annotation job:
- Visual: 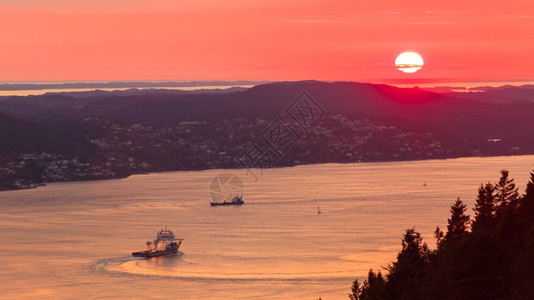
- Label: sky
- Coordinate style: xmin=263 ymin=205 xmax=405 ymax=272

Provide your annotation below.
xmin=1 ymin=0 xmax=533 ymax=83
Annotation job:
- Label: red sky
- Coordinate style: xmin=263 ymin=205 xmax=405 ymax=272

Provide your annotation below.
xmin=1 ymin=0 xmax=533 ymax=83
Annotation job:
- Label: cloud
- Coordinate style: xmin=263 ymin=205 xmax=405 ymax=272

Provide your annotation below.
xmin=499 ymin=15 xmax=534 ymax=18
xmin=406 ymin=22 xmax=455 ymax=25
xmin=424 ymin=10 xmax=472 ymax=14
xmin=379 ymin=10 xmax=403 ymax=14
xmin=283 ymin=19 xmax=352 ymax=24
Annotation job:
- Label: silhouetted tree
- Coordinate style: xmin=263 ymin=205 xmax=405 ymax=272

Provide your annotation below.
xmin=525 ymin=171 xmax=534 ymax=200
xmin=358 ymin=269 xmax=386 ymax=300
xmin=472 ymin=183 xmax=496 ymax=231
xmin=495 ymin=170 xmax=519 ymax=207
xmin=386 ymin=228 xmax=430 ymax=300
xmin=520 ymin=171 xmax=534 ymax=222
xmin=445 ymin=197 xmax=470 ymax=242
xmin=348 ymin=279 xmax=362 ymax=300
xmin=508 ymin=171 xmax=534 ymax=299
xmin=434 ymin=226 xmax=444 ymax=249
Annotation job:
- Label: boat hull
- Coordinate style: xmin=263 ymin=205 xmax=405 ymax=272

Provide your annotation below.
xmin=132 ymin=240 xmax=181 ymax=258
xmin=132 ymin=249 xmax=177 ymax=258
xmin=210 ymin=201 xmax=244 ymax=206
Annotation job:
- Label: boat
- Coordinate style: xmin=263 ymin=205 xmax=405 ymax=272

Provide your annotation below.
xmin=132 ymin=226 xmax=183 ymax=258
xmin=210 ymin=187 xmax=244 ymax=206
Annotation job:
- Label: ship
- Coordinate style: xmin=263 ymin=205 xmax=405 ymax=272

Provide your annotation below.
xmin=210 ymin=187 xmax=244 ymax=206
xmin=132 ymin=226 xmax=183 ymax=258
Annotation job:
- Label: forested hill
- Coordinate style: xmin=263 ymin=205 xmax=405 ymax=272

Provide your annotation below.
xmin=2 ymin=81 xmax=534 ymax=140
xmin=2 ymin=81 xmax=534 ymax=190
xmin=0 ymin=111 xmax=97 ymax=156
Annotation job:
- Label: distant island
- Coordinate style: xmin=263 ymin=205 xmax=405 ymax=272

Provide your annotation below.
xmin=0 ymin=80 xmax=266 ymax=91
xmin=2 ymin=80 xmax=534 ymax=191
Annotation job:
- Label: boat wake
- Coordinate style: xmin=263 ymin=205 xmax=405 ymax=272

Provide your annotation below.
xmin=91 ymin=254 xmax=352 ymax=284
xmin=90 ymin=251 xmax=185 ymax=274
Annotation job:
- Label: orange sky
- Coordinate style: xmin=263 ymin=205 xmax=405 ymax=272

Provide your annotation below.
xmin=1 ymin=0 xmax=533 ymax=83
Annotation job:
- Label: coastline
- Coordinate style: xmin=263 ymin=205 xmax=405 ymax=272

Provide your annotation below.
xmin=1 ymin=79 xmax=534 ymax=96
xmin=3 ymin=153 xmax=533 ymax=192
xmin=3 ymin=80 xmax=534 ymax=192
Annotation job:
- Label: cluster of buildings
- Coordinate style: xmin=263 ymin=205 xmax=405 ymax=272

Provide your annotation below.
xmin=0 ymin=115 xmax=518 ymax=191
xmin=294 ymin=116 xmax=445 ymax=163
xmin=0 ymin=152 xmax=116 ymax=190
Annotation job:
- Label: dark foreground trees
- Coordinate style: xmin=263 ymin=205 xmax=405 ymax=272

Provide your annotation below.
xmin=349 ymin=170 xmax=534 ymax=300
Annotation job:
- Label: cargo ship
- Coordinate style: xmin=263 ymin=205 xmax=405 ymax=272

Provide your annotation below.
xmin=132 ymin=227 xmax=183 ymax=258
xmin=210 ymin=187 xmax=244 ymax=206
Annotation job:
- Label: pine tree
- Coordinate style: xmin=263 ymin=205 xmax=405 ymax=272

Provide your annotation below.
xmin=349 ymin=279 xmax=362 ymax=300
xmin=521 ymin=171 xmax=534 ymax=220
xmin=472 ymin=183 xmax=496 ymax=231
xmin=525 ymin=171 xmax=534 ymax=200
xmin=510 ymin=171 xmax=534 ymax=299
xmin=358 ymin=269 xmax=386 ymax=300
xmin=386 ymin=228 xmax=430 ymax=300
xmin=445 ymin=197 xmax=470 ymax=242
xmin=400 ymin=228 xmax=428 ymax=255
xmin=434 ymin=226 xmax=444 ymax=249
xmin=495 ymin=170 xmax=519 ymax=207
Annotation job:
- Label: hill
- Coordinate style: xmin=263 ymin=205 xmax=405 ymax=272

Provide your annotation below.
xmin=1 ymin=81 xmax=534 ymax=190
xmin=2 ymin=81 xmax=534 ymax=141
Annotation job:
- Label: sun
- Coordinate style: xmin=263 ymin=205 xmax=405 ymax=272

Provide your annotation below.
xmin=395 ymin=51 xmax=424 ymax=73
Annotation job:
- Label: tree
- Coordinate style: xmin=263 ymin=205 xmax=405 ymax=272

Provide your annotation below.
xmin=445 ymin=197 xmax=470 ymax=242
xmin=520 ymin=171 xmax=534 ymax=221
xmin=349 ymin=279 xmax=362 ymax=300
xmin=358 ymin=269 xmax=386 ymax=300
xmin=386 ymin=228 xmax=430 ymax=299
xmin=399 ymin=228 xmax=428 ymax=256
xmin=495 ymin=170 xmax=519 ymax=207
xmin=472 ymin=183 xmax=496 ymax=231
xmin=434 ymin=226 xmax=444 ymax=249
xmin=509 ymin=171 xmax=534 ymax=299
xmin=525 ymin=171 xmax=534 ymax=201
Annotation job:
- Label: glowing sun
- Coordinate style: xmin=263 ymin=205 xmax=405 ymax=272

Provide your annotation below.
xmin=395 ymin=51 xmax=423 ymax=73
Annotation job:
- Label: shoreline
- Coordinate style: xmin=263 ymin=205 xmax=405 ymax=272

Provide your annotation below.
xmin=4 ymin=153 xmax=533 ymax=192
xmin=1 ymin=79 xmax=534 ymax=96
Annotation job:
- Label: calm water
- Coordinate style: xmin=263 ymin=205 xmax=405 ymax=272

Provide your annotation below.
xmin=1 ymin=156 xmax=533 ymax=299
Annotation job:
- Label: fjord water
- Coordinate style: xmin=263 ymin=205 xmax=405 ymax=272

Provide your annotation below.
xmin=1 ymin=156 xmax=533 ymax=299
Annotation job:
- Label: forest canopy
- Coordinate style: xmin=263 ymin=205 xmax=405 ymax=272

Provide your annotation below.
xmin=349 ymin=170 xmax=534 ymax=300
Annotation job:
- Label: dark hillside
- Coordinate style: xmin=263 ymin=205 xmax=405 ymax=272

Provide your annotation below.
xmin=2 ymin=80 xmax=534 ymax=149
